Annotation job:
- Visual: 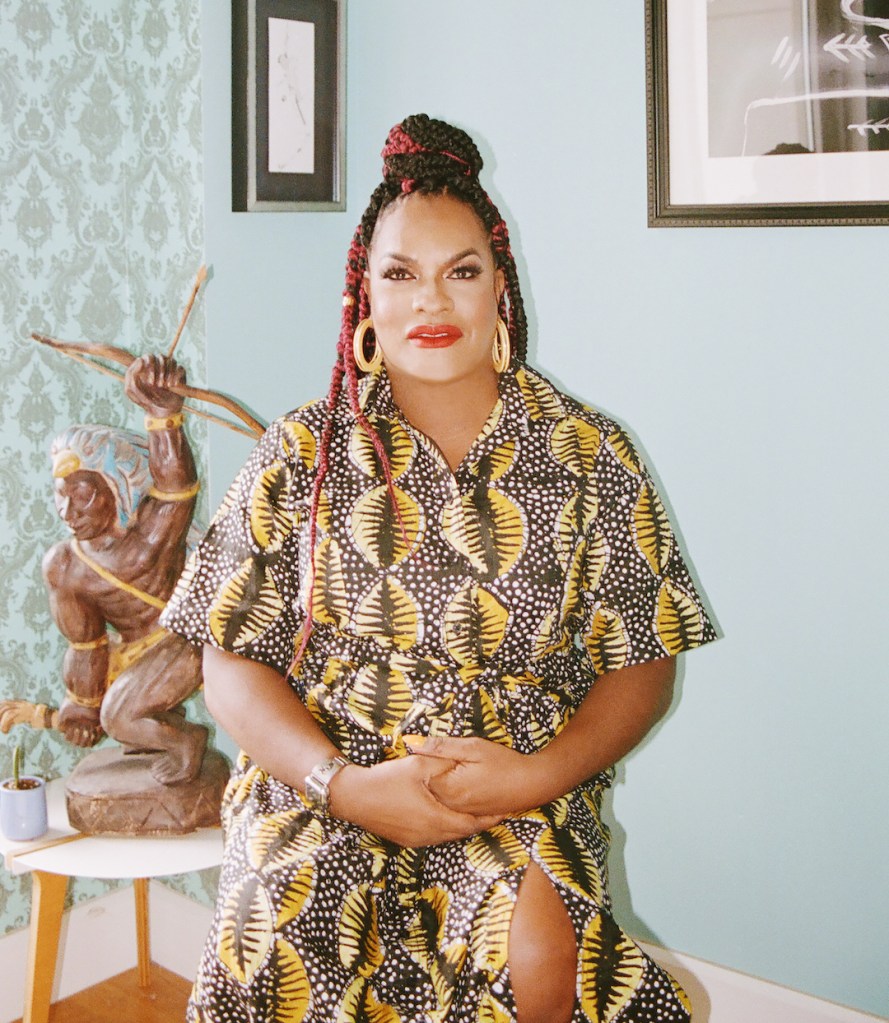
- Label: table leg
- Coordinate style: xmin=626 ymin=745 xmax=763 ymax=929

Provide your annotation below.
xmin=134 ymin=877 xmax=151 ymax=988
xmin=23 ymin=870 xmax=68 ymax=1023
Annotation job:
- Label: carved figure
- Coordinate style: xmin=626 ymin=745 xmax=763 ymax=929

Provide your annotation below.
xmin=43 ymin=355 xmax=204 ymax=784
xmin=0 ymin=270 xmax=264 ymax=832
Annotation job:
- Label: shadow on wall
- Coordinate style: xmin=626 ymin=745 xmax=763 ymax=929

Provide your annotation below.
xmin=602 ymin=659 xmax=713 ymax=1021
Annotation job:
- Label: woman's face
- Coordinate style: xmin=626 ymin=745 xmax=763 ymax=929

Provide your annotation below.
xmin=364 ymin=192 xmax=504 ymax=389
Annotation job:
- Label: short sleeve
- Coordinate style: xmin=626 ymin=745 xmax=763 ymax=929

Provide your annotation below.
xmin=579 ymin=427 xmax=716 ymax=676
xmin=160 ymin=417 xmax=315 ymax=676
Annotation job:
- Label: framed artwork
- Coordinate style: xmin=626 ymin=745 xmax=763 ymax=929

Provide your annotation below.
xmin=233 ymin=0 xmax=345 ymax=211
xmin=646 ymin=0 xmax=889 ymax=226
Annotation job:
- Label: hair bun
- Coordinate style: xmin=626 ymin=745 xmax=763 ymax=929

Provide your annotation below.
xmin=381 ymin=114 xmax=483 ymax=185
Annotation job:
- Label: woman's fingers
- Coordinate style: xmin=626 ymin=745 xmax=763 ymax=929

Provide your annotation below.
xmin=412 ymin=738 xmax=539 ymax=818
xmin=403 ymin=734 xmax=484 ymax=760
xmin=332 ymin=756 xmax=503 ymax=847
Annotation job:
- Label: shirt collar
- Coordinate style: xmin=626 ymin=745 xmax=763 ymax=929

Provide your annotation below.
xmin=357 ymin=364 xmax=396 ymax=419
xmin=354 ymin=364 xmax=540 ymax=477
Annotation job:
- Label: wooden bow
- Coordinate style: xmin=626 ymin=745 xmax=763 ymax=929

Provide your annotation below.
xmin=31 ymin=333 xmax=266 ymax=439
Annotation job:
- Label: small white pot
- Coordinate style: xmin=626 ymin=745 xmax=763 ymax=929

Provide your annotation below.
xmin=0 ymin=775 xmax=48 ymax=841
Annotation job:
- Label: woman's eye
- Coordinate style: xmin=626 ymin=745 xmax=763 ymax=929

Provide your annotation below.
xmin=450 ymin=264 xmax=482 ymax=280
xmin=381 ymin=267 xmax=412 ymax=281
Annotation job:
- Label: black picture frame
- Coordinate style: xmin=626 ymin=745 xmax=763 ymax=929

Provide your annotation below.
xmin=233 ymin=0 xmax=345 ymax=211
xmin=646 ymin=0 xmax=889 ymax=227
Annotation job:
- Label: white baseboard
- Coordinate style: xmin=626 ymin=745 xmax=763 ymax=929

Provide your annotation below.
xmin=0 ymin=894 xmax=883 ymax=1023
xmin=0 ymin=883 xmax=212 ymax=1023
xmin=641 ymin=941 xmax=888 ymax=1023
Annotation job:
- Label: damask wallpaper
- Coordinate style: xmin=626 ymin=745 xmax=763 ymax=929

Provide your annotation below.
xmin=0 ymin=0 xmax=216 ymax=935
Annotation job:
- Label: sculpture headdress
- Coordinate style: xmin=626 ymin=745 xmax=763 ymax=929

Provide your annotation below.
xmin=51 ymin=425 xmax=151 ymax=529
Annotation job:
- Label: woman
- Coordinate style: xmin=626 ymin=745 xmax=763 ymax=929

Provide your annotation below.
xmin=162 ymin=114 xmax=715 ymax=1023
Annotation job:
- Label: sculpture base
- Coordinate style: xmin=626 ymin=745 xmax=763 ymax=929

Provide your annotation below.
xmin=66 ymin=747 xmax=230 ymax=836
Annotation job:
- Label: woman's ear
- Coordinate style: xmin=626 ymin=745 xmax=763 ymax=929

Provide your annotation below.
xmin=361 ymin=272 xmax=371 ymax=302
xmin=495 ymin=268 xmax=505 ymax=303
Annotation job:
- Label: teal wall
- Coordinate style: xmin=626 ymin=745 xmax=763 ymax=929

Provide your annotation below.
xmin=0 ymin=0 xmax=215 ymax=933
xmin=200 ymin=1 xmax=888 ymax=1017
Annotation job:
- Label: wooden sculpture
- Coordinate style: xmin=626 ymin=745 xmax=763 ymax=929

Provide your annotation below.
xmin=1 ymin=268 xmax=266 ymax=834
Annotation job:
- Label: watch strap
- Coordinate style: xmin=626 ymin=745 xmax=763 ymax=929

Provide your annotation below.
xmin=304 ymin=755 xmax=350 ymax=814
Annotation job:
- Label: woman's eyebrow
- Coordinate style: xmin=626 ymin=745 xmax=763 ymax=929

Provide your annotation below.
xmin=449 ymin=248 xmax=483 ymax=263
xmin=380 ymin=251 xmax=417 ymax=264
xmin=380 ymin=247 xmax=483 ymax=265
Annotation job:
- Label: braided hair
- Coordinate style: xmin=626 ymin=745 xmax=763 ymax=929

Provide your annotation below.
xmin=293 ymin=115 xmax=528 ymax=670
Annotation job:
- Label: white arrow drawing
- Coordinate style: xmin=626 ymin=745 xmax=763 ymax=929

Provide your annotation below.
xmin=841 ymin=0 xmax=889 ymax=31
xmin=881 ymin=34 xmax=889 ymax=53
xmin=772 ymin=36 xmax=802 ymax=81
xmin=742 ymin=88 xmax=889 ymax=154
xmin=824 ymin=32 xmax=874 ymax=62
xmin=848 ymin=117 xmax=889 ymax=136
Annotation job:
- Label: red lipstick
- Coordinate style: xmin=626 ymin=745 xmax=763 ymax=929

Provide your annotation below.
xmin=407 ymin=324 xmax=463 ymax=348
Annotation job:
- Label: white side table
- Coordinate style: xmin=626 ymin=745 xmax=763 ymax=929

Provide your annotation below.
xmin=0 ymin=778 xmax=223 ymax=1023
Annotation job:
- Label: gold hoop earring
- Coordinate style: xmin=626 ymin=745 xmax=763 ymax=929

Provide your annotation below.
xmin=492 ymin=318 xmax=511 ymax=373
xmin=353 ymin=318 xmax=382 ymax=373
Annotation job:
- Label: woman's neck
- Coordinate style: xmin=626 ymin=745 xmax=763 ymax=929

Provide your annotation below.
xmin=387 ymin=370 xmax=500 ymax=472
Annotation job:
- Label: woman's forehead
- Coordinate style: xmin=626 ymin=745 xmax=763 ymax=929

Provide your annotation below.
xmin=370 ymin=192 xmax=490 ymax=255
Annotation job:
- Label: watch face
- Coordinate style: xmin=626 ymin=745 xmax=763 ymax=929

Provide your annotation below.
xmin=305 ymin=757 xmax=347 ymax=814
xmin=305 ymin=776 xmax=327 ymax=810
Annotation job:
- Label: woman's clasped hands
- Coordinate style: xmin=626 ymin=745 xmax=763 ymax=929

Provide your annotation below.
xmin=330 ymin=735 xmax=547 ymax=849
xmin=406 ymin=734 xmax=552 ymax=819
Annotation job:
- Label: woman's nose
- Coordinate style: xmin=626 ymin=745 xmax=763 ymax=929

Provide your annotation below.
xmin=413 ymin=277 xmax=451 ymax=314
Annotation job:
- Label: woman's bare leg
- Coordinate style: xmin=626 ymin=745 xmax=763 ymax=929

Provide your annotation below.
xmin=509 ymin=862 xmax=577 ymax=1023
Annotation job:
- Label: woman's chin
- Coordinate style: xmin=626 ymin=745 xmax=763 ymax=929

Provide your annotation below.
xmin=387 ymin=355 xmax=496 ymax=390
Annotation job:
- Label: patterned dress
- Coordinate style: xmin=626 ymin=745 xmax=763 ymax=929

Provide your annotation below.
xmin=161 ymin=364 xmax=716 ymax=1023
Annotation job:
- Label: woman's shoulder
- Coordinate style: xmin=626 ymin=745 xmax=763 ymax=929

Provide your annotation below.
xmin=257 ymin=398 xmax=330 ymax=458
xmin=274 ymin=396 xmax=330 ymax=431
xmin=223 ymin=399 xmax=330 ymax=502
xmin=515 ymin=365 xmax=629 ymax=439
xmin=515 ymin=364 xmax=649 ymax=485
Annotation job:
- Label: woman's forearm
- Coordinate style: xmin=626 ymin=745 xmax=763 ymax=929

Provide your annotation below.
xmin=202 ymin=645 xmax=340 ymax=791
xmin=415 ymin=656 xmax=678 ymax=818
xmin=527 ymin=655 xmax=677 ymax=806
xmin=202 ymin=644 xmax=504 ymax=845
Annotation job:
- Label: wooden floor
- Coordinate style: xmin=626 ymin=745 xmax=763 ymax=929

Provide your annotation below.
xmin=12 ymin=963 xmax=192 ymax=1023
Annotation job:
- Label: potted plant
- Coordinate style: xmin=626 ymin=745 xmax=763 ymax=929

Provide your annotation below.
xmin=0 ymin=742 xmax=48 ymax=841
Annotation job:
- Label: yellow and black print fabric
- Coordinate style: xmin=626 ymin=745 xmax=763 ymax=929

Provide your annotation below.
xmin=162 ymin=364 xmax=715 ymax=1023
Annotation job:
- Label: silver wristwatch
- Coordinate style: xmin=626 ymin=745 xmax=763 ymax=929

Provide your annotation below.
xmin=304 ymin=755 xmax=350 ymax=815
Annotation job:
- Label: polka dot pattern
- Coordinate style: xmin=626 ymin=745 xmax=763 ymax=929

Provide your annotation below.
xmin=162 ymin=365 xmax=715 ymax=1022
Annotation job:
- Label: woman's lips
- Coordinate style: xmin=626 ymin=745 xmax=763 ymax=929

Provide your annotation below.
xmin=406 ymin=324 xmax=463 ymax=348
